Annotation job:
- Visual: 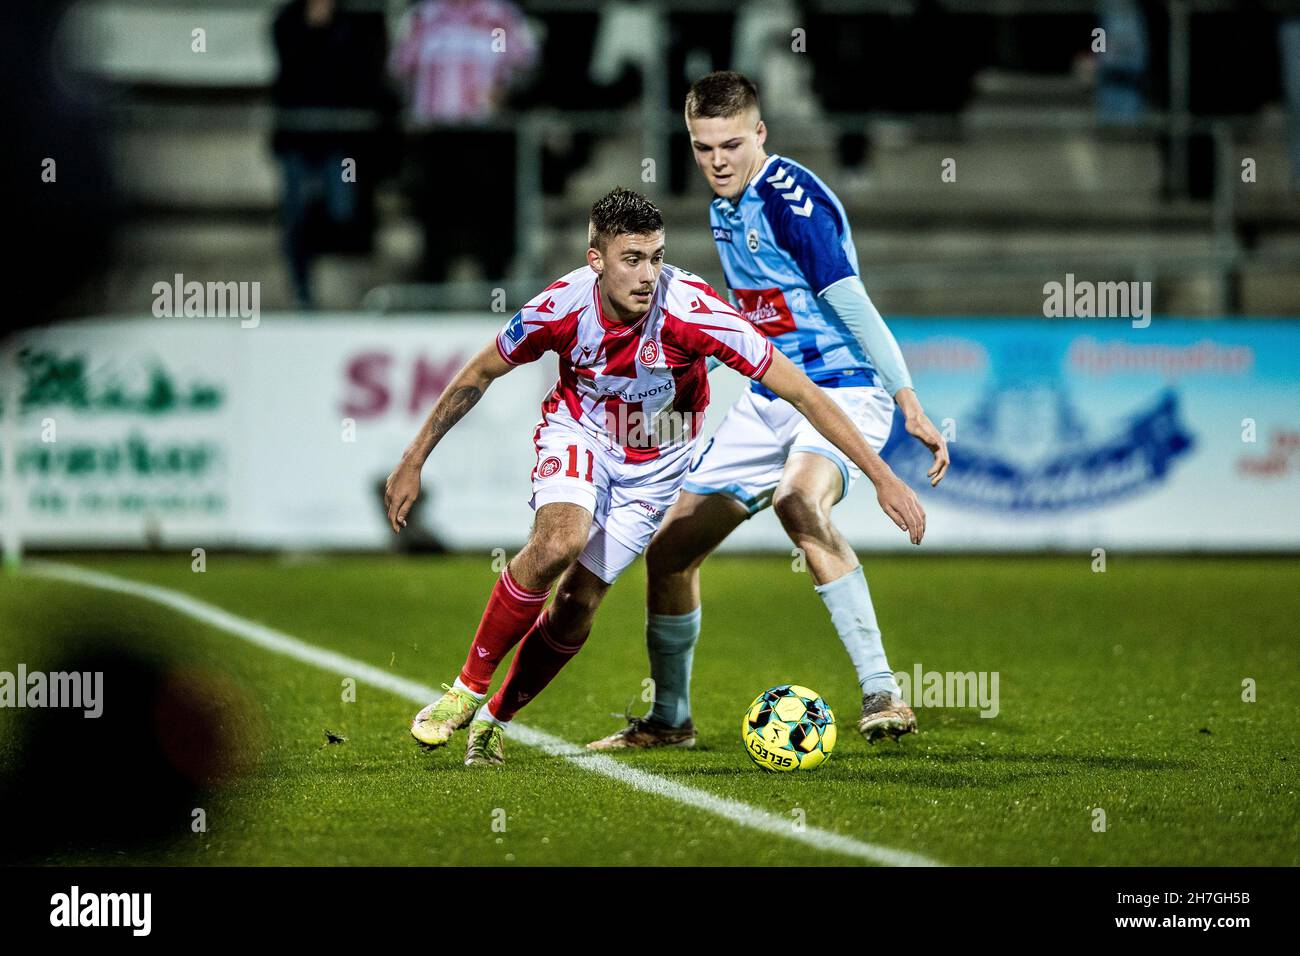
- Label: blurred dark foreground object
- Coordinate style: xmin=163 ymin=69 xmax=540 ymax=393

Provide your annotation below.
xmin=0 ymin=644 xmax=264 ymax=863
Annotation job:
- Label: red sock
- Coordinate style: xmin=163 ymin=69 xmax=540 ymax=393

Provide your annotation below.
xmin=488 ymin=611 xmax=587 ymax=722
xmin=458 ymin=569 xmax=550 ymax=694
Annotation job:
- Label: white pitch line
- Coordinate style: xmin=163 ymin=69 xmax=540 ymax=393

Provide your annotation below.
xmin=25 ymin=560 xmax=942 ymax=867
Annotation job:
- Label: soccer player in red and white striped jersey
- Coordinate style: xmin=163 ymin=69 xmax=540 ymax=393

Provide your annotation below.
xmin=385 ymin=188 xmax=925 ymax=766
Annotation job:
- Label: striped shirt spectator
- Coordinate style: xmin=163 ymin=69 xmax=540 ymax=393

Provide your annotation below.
xmin=390 ymin=0 xmax=539 ymax=125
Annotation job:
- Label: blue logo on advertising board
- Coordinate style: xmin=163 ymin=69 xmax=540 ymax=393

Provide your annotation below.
xmin=883 ymin=373 xmax=1194 ymax=513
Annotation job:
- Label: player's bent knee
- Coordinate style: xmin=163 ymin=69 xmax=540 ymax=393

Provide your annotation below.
xmin=521 ymin=534 xmax=587 ymax=582
xmin=551 ymin=578 xmax=607 ymax=632
xmin=645 ymin=530 xmax=698 ymax=580
xmin=553 ymin=581 xmax=602 ymax=620
xmin=772 ymin=487 xmax=816 ymax=525
xmin=547 ymin=537 xmax=589 ymax=575
xmin=772 ymin=489 xmax=830 ymax=539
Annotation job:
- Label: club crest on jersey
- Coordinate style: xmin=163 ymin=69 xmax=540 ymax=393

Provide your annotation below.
xmin=537 ymin=456 xmax=562 ymax=478
xmin=639 ymin=339 xmax=660 ymax=367
xmin=746 ymin=228 xmax=760 ymax=253
xmin=503 ymin=312 xmax=525 ymax=344
xmin=712 ymin=226 xmax=733 ymax=243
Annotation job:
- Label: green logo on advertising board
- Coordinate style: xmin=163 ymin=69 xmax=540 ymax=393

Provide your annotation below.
xmin=5 ymin=348 xmax=223 ymax=415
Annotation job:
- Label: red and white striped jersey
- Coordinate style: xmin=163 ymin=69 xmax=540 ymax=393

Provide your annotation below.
xmin=497 ymin=263 xmax=775 ymax=463
xmin=389 ymin=0 xmax=538 ymax=125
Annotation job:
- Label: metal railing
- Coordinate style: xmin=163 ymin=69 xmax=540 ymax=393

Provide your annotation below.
xmin=93 ymin=0 xmax=1300 ymax=311
xmin=361 ymin=107 xmax=1295 ymax=314
xmin=356 ymin=0 xmax=1300 ymax=310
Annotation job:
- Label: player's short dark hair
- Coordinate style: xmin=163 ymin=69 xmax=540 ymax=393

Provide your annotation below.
xmin=685 ymin=70 xmax=760 ymax=120
xmin=588 ymin=187 xmax=664 ymax=251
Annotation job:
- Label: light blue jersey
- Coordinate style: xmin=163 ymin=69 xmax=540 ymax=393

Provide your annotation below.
xmin=709 ymin=153 xmax=877 ymax=400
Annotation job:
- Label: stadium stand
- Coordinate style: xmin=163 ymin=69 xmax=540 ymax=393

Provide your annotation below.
xmin=61 ymin=0 xmax=1300 ymax=316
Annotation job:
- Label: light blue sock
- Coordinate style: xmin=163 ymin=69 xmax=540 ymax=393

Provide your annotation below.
xmin=646 ymin=608 xmax=701 ymax=727
xmin=814 ymin=566 xmax=900 ymax=697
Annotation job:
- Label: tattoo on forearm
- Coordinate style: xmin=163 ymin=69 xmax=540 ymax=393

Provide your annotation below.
xmin=426 ymin=385 xmax=482 ymax=446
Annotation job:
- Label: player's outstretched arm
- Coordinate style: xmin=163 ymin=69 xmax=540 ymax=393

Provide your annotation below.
xmin=384 ymin=340 xmax=513 ymax=533
xmin=758 ymin=350 xmax=927 ymax=544
xmin=893 ymin=387 xmax=949 ymax=487
xmin=819 ymin=276 xmax=949 ymax=486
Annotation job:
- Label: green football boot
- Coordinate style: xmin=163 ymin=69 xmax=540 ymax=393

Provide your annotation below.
xmin=410 ymin=683 xmax=482 ymax=748
xmin=464 ymin=720 xmax=506 ymax=766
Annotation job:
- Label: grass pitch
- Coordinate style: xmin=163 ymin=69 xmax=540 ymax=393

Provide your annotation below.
xmin=1 ymin=554 xmax=1296 ymax=866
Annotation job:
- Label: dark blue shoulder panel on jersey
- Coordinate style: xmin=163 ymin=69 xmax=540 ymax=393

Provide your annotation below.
xmin=755 ymin=163 xmax=856 ymax=295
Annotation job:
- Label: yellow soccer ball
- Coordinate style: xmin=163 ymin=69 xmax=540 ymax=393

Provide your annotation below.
xmin=741 ymin=684 xmax=837 ymax=772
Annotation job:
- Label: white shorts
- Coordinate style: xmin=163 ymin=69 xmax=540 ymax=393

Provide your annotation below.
xmin=683 ymin=385 xmax=896 ymax=515
xmin=530 ymin=417 xmax=696 ymax=584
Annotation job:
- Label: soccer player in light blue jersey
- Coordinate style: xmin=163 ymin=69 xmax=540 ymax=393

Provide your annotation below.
xmin=588 ymin=71 xmax=949 ymax=751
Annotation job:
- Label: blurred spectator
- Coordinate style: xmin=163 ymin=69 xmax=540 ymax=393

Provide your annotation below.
xmin=591 ymin=2 xmax=665 ymax=92
xmin=1094 ymin=0 xmax=1150 ymax=125
xmin=807 ymin=0 xmax=979 ymax=187
xmin=1282 ymin=16 xmax=1300 ymax=190
xmin=523 ymin=11 xmax=630 ymax=195
xmin=732 ymin=0 xmax=819 ymax=123
xmin=271 ymin=0 xmax=393 ymax=310
xmin=665 ymin=5 xmax=732 ymax=194
xmin=391 ymin=0 xmax=538 ymax=282
xmin=5 ymin=0 xmax=115 ymax=326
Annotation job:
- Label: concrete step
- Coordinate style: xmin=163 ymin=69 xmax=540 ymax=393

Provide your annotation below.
xmin=111 ymin=216 xmax=421 ymax=312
